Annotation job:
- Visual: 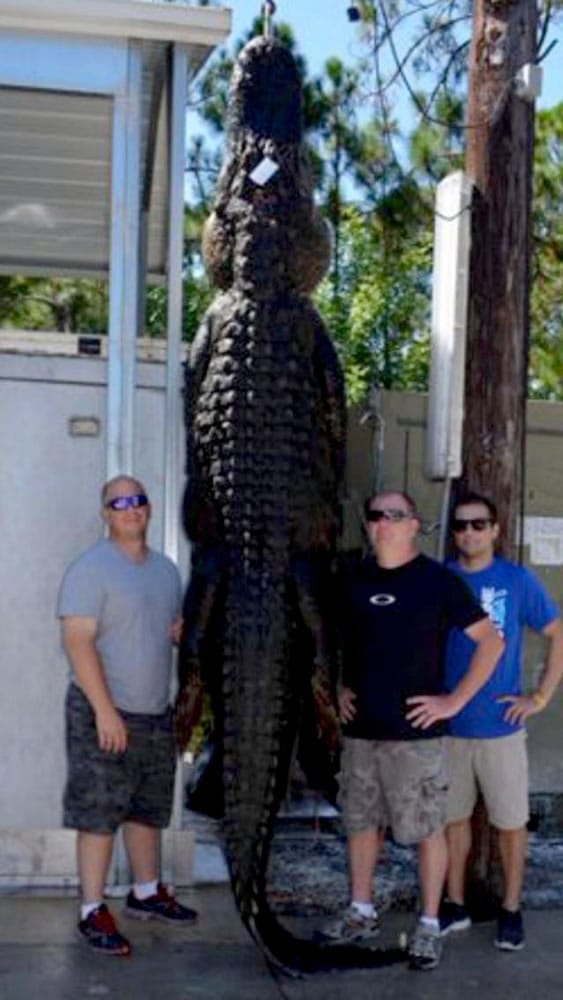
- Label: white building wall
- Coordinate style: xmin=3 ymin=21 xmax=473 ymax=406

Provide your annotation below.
xmin=0 ymin=350 xmax=190 ymax=884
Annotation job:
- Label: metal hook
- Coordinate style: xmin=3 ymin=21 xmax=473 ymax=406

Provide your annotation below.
xmin=262 ymin=1 xmax=276 ymax=38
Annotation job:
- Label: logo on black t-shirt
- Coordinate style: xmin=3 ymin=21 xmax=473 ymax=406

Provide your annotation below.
xmin=369 ymin=593 xmax=396 ymax=606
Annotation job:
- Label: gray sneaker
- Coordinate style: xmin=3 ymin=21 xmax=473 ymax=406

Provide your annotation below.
xmin=316 ymin=905 xmax=381 ymax=945
xmin=408 ymin=920 xmax=443 ymax=971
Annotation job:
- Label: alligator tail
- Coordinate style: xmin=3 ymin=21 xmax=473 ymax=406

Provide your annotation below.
xmin=246 ymin=898 xmax=406 ymax=975
xmin=220 ymin=562 xmax=405 ymax=975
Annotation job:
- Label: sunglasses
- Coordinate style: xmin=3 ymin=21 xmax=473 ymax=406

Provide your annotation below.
xmin=105 ymin=493 xmax=149 ymax=511
xmin=451 ymin=517 xmax=493 ymax=532
xmin=366 ymin=508 xmax=414 ymax=523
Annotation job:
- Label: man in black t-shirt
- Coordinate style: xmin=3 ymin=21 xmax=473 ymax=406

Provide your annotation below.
xmin=318 ymin=490 xmax=504 ymax=971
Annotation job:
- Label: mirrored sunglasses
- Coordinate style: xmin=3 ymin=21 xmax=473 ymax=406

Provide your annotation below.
xmin=365 ymin=508 xmax=413 ymax=523
xmin=451 ymin=517 xmax=492 ymax=532
xmin=105 ymin=493 xmax=148 ymax=511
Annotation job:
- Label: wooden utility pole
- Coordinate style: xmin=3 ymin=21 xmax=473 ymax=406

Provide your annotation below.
xmin=461 ymin=0 xmax=538 ymax=554
xmin=461 ymin=0 xmax=538 ymax=913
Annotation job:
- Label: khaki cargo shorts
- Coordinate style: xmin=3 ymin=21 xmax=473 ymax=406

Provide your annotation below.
xmin=446 ymin=729 xmax=529 ymax=830
xmin=338 ymin=736 xmax=448 ymax=845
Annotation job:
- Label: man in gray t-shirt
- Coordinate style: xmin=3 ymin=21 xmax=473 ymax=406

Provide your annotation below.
xmin=58 ymin=475 xmax=197 ymax=957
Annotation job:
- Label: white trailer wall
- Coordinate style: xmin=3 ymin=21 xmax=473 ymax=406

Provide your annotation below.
xmin=0 ymin=350 xmax=189 ymax=885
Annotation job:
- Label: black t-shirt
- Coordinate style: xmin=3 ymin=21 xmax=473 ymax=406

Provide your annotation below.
xmin=340 ymin=553 xmax=486 ymax=740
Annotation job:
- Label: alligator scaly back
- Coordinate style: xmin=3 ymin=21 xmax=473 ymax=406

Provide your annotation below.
xmin=180 ymin=35 xmax=404 ymax=973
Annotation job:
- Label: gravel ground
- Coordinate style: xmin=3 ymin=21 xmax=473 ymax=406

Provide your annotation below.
xmin=188 ymin=808 xmax=563 ymax=918
xmin=268 ymin=828 xmax=417 ymax=916
xmin=268 ymin=828 xmax=563 ymax=916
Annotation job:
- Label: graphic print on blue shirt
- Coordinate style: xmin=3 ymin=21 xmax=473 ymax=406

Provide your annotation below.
xmin=480 ymin=586 xmax=508 ymax=637
xmin=445 ymin=557 xmax=559 ymax=738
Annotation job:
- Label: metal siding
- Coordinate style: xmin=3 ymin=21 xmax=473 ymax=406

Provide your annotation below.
xmin=0 ymin=41 xmax=171 ymax=277
xmin=0 ymin=88 xmax=113 ymax=270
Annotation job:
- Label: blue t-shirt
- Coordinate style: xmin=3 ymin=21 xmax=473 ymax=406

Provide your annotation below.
xmin=445 ymin=557 xmax=560 ymax=738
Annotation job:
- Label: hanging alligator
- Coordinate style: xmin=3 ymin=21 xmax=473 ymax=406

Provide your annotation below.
xmin=175 ymin=34 xmax=404 ymax=974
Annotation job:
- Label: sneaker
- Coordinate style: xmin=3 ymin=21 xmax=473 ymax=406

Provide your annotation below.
xmin=315 ymin=904 xmax=381 ymax=945
xmin=439 ymin=899 xmax=472 ymax=937
xmin=124 ymin=883 xmax=197 ymax=924
xmin=494 ymin=907 xmax=525 ymax=951
xmin=77 ymin=904 xmax=132 ymax=957
xmin=408 ymin=920 xmax=443 ymax=971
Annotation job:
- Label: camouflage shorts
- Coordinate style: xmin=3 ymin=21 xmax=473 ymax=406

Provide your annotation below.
xmin=63 ymin=684 xmax=176 ymax=834
xmin=338 ymin=736 xmax=447 ymax=845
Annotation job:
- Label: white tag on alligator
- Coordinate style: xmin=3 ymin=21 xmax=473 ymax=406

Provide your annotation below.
xmin=249 ymin=156 xmax=279 ymax=186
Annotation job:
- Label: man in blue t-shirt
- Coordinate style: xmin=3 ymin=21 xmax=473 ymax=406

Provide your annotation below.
xmin=441 ymin=492 xmax=563 ymax=953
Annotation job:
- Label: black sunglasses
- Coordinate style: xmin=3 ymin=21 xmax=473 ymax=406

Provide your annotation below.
xmin=105 ymin=493 xmax=149 ymax=511
xmin=452 ymin=517 xmax=493 ymax=532
xmin=365 ymin=508 xmax=414 ymax=523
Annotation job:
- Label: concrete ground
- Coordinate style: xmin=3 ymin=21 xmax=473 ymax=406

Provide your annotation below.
xmin=1 ymin=886 xmax=562 ymax=1000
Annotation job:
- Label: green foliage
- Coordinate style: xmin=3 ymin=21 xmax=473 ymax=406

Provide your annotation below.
xmin=0 ymin=269 xmax=213 ymax=344
xmin=145 ymin=271 xmax=214 ymax=344
xmin=529 ymin=103 xmax=563 ymax=400
xmin=316 ymin=204 xmax=432 ymax=403
xmin=0 ymin=7 xmax=560 ymax=404
xmin=0 ymin=276 xmax=107 ymax=333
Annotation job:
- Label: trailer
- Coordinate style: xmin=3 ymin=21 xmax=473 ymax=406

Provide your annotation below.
xmin=0 ymin=0 xmax=231 ymax=887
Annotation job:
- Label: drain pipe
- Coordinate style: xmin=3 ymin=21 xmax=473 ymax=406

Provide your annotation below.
xmin=437 ymin=472 xmax=455 ymax=562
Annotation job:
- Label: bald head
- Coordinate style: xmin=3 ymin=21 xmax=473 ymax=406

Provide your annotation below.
xmin=364 ymin=490 xmax=420 ymax=568
xmin=365 ymin=490 xmax=419 ymax=520
xmin=101 ymin=475 xmax=147 ymax=509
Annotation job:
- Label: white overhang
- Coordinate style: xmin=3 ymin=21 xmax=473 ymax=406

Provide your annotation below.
xmin=0 ymin=0 xmax=231 ymax=47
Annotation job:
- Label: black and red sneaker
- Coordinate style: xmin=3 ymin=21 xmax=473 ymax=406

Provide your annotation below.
xmin=124 ymin=883 xmax=198 ymax=924
xmin=77 ymin=904 xmax=132 ymax=956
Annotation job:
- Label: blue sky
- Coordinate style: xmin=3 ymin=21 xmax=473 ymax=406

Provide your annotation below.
xmin=222 ymin=0 xmax=562 ymax=112
xmin=225 ymin=0 xmax=363 ymax=77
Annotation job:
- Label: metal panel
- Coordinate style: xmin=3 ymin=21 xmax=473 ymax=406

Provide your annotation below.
xmin=146 ymin=78 xmax=171 ymax=275
xmin=162 ymin=45 xmax=189 ymax=562
xmin=0 ymin=29 xmax=128 ymax=94
xmin=0 ymin=350 xmax=194 ymax=885
xmin=0 ymin=86 xmax=114 ymax=136
xmin=0 ymin=88 xmax=113 ymax=272
xmin=425 ymin=171 xmax=473 ymax=482
xmin=0 ymin=48 xmax=170 ymax=279
xmin=0 ymin=2 xmax=230 ymax=279
xmin=106 ymin=43 xmax=143 ymax=477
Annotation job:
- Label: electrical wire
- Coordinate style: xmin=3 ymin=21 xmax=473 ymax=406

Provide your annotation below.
xmin=363 ymin=15 xmax=470 ymax=104
xmin=375 ymin=0 xmax=513 ymax=133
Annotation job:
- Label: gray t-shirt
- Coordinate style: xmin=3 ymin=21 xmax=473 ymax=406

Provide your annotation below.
xmin=57 ymin=538 xmax=182 ymax=714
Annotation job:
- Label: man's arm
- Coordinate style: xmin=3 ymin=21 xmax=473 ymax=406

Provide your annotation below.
xmin=170 ymin=616 xmax=184 ymax=645
xmin=406 ymin=617 xmax=504 ymax=730
xmin=61 ymin=616 xmax=128 ymax=753
xmin=499 ymin=617 xmax=563 ymax=724
xmin=338 ymin=685 xmax=357 ymax=723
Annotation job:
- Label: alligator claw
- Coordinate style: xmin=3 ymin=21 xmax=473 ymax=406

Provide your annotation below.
xmin=173 ymin=673 xmax=204 ymax=752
